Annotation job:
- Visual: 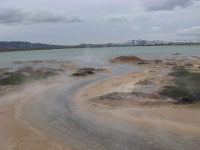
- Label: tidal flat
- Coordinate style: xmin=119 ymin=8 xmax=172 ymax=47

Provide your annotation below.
xmin=0 ymin=46 xmax=200 ymax=150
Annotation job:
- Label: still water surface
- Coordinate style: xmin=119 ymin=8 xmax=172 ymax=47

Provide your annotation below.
xmin=0 ymin=46 xmax=199 ymax=68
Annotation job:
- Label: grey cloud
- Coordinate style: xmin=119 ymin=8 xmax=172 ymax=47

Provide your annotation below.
xmin=112 ymin=25 xmax=140 ymax=31
xmin=140 ymin=0 xmax=197 ymax=11
xmin=0 ymin=7 xmax=86 ymax=25
xmin=0 ymin=7 xmax=28 ymax=24
xmin=151 ymin=26 xmax=161 ymax=31
xmin=29 ymin=10 xmax=86 ymax=24
xmin=177 ymin=26 xmax=200 ymax=37
xmin=132 ymin=19 xmax=149 ymax=22
xmin=102 ymin=14 xmax=132 ymax=22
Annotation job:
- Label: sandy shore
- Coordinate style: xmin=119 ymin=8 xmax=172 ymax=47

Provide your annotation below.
xmin=0 ymin=60 xmax=77 ymax=149
xmin=1 ymin=55 xmax=200 ymax=149
xmin=0 ymin=78 xmax=72 ymax=150
xmin=77 ymin=69 xmax=200 ymax=136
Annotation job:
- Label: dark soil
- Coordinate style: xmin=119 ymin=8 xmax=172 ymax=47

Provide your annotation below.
xmin=96 ymin=92 xmax=149 ymax=101
xmin=110 ymin=56 xmax=142 ymax=63
xmin=72 ymin=68 xmax=95 ymax=76
xmin=72 ymin=68 xmax=108 ymax=76
xmin=136 ymin=78 xmax=156 ymax=85
xmin=137 ymin=61 xmax=149 ymax=65
xmin=184 ymin=63 xmax=193 ymax=67
xmin=152 ymin=59 xmax=163 ymax=64
xmin=165 ymin=62 xmax=177 ymax=66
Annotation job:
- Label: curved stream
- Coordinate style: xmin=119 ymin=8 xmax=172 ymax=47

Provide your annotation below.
xmin=23 ymin=67 xmax=200 ymax=150
xmin=3 ymin=46 xmax=198 ymax=150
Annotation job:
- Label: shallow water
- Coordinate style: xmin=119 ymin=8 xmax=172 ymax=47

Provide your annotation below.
xmin=1 ymin=46 xmax=200 ymax=69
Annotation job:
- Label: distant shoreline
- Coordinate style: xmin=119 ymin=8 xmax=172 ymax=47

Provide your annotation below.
xmin=0 ymin=43 xmax=200 ymax=53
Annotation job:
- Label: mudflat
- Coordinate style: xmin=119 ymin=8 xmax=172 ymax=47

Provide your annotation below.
xmin=1 ymin=55 xmax=200 ymax=150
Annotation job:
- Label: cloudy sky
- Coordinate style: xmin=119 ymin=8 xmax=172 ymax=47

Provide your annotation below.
xmin=0 ymin=0 xmax=200 ymax=45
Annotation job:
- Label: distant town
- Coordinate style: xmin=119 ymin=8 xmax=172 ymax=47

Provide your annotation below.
xmin=0 ymin=39 xmax=200 ymax=51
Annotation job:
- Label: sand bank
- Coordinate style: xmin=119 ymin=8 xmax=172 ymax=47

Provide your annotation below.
xmin=0 ymin=78 xmax=71 ymax=150
xmin=1 ymin=55 xmax=200 ymax=150
xmin=77 ymin=65 xmax=200 ymax=137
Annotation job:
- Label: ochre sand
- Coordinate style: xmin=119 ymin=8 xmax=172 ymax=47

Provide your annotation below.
xmin=76 ymin=70 xmax=200 ymax=136
xmin=0 ymin=78 xmax=71 ymax=150
xmin=1 ymin=61 xmax=200 ymax=149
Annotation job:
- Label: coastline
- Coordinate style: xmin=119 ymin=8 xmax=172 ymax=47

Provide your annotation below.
xmin=1 ymin=68 xmax=200 ymax=150
xmin=76 ymin=70 xmax=200 ymax=131
xmin=0 ymin=77 xmax=72 ymax=150
xmin=1 ymin=44 xmax=200 ymax=53
xmin=73 ymin=66 xmax=200 ymax=149
xmin=1 ymin=52 xmax=200 ymax=149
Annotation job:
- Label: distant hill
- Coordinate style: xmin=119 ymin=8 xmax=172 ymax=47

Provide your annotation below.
xmin=1 ymin=40 xmax=200 ymax=51
xmin=0 ymin=41 xmax=64 ymax=49
xmin=120 ymin=39 xmax=200 ymax=46
xmin=78 ymin=39 xmax=200 ymax=47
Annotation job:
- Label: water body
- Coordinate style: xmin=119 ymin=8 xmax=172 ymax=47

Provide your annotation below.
xmin=1 ymin=45 xmax=200 ymax=68
xmin=1 ymin=46 xmax=200 ymax=150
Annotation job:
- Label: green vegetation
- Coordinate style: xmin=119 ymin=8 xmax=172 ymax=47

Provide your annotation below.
xmin=160 ymin=86 xmax=191 ymax=101
xmin=30 ymin=70 xmax=59 ymax=79
xmin=160 ymin=66 xmax=200 ymax=103
xmin=0 ymin=68 xmax=62 ymax=86
xmin=0 ymin=47 xmax=65 ymax=53
xmin=168 ymin=66 xmax=189 ymax=77
xmin=0 ymin=72 xmax=26 ymax=85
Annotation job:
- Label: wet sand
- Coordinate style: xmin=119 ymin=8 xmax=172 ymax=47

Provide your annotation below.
xmin=0 ymin=78 xmax=72 ymax=150
xmin=78 ymin=70 xmax=200 ymax=131
xmin=74 ymin=68 xmax=200 ymax=150
xmin=1 ymin=56 xmax=200 ymax=150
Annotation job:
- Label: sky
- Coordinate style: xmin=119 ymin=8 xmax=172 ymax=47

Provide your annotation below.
xmin=0 ymin=0 xmax=200 ymax=45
